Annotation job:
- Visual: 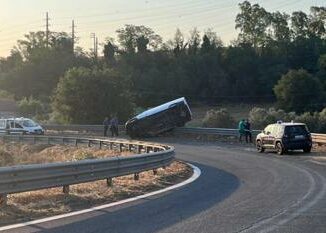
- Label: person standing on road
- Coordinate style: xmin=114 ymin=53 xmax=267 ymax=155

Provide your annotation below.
xmin=110 ymin=115 xmax=119 ymax=137
xmin=238 ymin=119 xmax=246 ymax=142
xmin=103 ymin=116 xmax=110 ymax=137
xmin=244 ymin=119 xmax=252 ymax=143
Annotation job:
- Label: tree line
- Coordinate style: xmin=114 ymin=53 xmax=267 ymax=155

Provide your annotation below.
xmin=0 ymin=1 xmax=325 ymax=124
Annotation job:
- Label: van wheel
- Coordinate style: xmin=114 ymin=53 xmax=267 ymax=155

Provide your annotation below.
xmin=276 ymin=142 xmax=284 ymax=155
xmin=256 ymin=140 xmax=264 ymax=153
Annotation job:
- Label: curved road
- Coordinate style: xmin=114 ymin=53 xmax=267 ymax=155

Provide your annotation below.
xmin=3 ymin=139 xmax=326 ymax=233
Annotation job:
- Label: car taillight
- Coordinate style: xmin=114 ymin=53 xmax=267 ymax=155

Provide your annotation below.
xmin=283 ymin=134 xmax=289 ymax=139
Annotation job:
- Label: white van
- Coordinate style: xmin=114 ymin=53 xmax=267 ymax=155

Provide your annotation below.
xmin=0 ymin=118 xmax=44 ymax=135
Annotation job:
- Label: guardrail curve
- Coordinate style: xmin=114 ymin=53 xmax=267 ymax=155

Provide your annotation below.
xmin=42 ymin=124 xmax=326 ymax=145
xmin=0 ymin=135 xmax=175 ymax=205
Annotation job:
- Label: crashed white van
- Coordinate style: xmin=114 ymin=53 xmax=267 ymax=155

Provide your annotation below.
xmin=0 ymin=117 xmax=44 ymax=135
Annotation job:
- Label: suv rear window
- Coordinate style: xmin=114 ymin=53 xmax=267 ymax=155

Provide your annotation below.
xmin=284 ymin=125 xmax=308 ymax=136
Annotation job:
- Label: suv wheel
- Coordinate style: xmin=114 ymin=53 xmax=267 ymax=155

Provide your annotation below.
xmin=276 ymin=142 xmax=284 ymax=155
xmin=256 ymin=140 xmax=264 ymax=153
xmin=303 ymin=147 xmax=311 ymax=153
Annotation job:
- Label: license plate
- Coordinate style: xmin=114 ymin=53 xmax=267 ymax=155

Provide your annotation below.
xmin=295 ymin=135 xmax=304 ymax=139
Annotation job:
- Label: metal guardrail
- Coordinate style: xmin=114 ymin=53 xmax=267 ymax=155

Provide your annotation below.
xmin=43 ymin=124 xmax=125 ymax=133
xmin=174 ymin=127 xmax=261 ymax=136
xmin=311 ymin=134 xmax=326 ymax=145
xmin=0 ymin=135 xmax=174 ymax=205
xmin=43 ymin=124 xmax=326 ymax=145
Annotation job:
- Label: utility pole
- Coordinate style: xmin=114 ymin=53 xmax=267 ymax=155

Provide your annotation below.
xmin=45 ymin=12 xmax=50 ymax=48
xmin=95 ymin=36 xmax=98 ymax=58
xmin=90 ymin=33 xmax=97 ymax=59
xmin=71 ymin=20 xmax=75 ymax=53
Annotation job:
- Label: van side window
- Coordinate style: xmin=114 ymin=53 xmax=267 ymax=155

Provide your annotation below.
xmin=15 ymin=123 xmax=23 ymax=128
xmin=0 ymin=120 xmax=5 ymax=128
xmin=10 ymin=121 xmax=14 ymax=128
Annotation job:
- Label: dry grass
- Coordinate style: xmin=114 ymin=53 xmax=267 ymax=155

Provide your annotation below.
xmin=0 ymin=142 xmax=192 ymax=226
xmin=0 ymin=142 xmax=132 ymax=167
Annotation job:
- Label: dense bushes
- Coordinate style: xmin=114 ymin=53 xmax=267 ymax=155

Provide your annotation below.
xmin=52 ymin=67 xmax=135 ymax=124
xmin=203 ymin=107 xmax=326 ymax=133
xmin=202 ymin=108 xmax=235 ymax=128
xmin=18 ymin=96 xmax=45 ymax=119
xmin=248 ymin=107 xmax=326 ymax=132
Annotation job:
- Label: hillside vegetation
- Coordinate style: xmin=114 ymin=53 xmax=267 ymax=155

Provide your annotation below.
xmin=0 ymin=1 xmax=325 ymax=124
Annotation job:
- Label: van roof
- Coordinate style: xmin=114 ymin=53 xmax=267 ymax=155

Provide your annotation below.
xmin=135 ymin=97 xmax=192 ymax=120
xmin=1 ymin=117 xmax=31 ymax=121
xmin=274 ymin=122 xmax=306 ymax=126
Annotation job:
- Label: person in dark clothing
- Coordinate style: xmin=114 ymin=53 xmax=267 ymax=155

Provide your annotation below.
xmin=110 ymin=115 xmax=119 ymax=137
xmin=103 ymin=117 xmax=110 ymax=137
xmin=244 ymin=119 xmax=252 ymax=143
xmin=238 ymin=119 xmax=246 ymax=142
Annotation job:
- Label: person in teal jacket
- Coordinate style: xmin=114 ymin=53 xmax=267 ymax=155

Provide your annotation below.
xmin=238 ymin=119 xmax=246 ymax=142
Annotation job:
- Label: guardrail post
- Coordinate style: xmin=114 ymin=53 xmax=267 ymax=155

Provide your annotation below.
xmin=63 ymin=185 xmax=70 ymax=195
xmin=119 ymin=144 xmax=123 ymax=152
xmin=146 ymin=147 xmax=151 ymax=153
xmin=0 ymin=194 xmax=7 ymax=207
xmin=109 ymin=142 xmax=113 ymax=150
xmin=33 ymin=137 xmax=36 ymax=144
xmin=134 ymin=173 xmax=139 ymax=181
xmin=106 ymin=178 xmax=113 ymax=187
xmin=62 ymin=138 xmax=65 ymax=145
xmin=75 ymin=139 xmax=78 ymax=147
xmin=88 ymin=140 xmax=91 ymax=147
xmin=128 ymin=144 xmax=133 ymax=152
xmin=153 ymin=169 xmax=158 ymax=175
xmin=99 ymin=141 xmax=102 ymax=149
xmin=137 ymin=145 xmax=142 ymax=154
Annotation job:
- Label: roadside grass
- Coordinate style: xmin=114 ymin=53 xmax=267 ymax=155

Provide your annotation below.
xmin=0 ymin=142 xmax=132 ymax=167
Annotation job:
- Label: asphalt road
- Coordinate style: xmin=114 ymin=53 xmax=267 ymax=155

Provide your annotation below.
xmin=3 ymin=139 xmax=326 ymax=233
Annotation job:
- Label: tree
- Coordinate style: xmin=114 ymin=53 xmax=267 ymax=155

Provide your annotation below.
xmin=52 ymin=67 xmax=135 ymax=124
xmin=271 ymin=12 xmax=291 ymax=42
xmin=235 ymin=1 xmax=271 ymax=48
xmin=188 ymin=28 xmax=201 ymax=55
xmin=291 ymin=11 xmax=309 ymax=39
xmin=103 ymin=38 xmax=117 ymax=65
xmin=308 ymin=7 xmax=326 ymax=38
xmin=274 ymin=69 xmax=324 ymax=112
xmin=116 ymin=24 xmax=162 ymax=53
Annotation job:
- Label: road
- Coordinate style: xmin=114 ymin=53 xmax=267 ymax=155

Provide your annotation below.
xmin=3 ymin=139 xmax=326 ymax=233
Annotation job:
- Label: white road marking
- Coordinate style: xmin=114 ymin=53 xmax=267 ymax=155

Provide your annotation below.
xmin=0 ymin=163 xmax=201 ymax=232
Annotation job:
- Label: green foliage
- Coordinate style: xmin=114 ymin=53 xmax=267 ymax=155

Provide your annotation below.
xmin=248 ymin=107 xmax=270 ymax=129
xmin=18 ymin=96 xmax=44 ymax=117
xmin=0 ymin=3 xmax=325 ymax=120
xmin=52 ymin=67 xmax=135 ymax=124
xmin=295 ymin=112 xmax=320 ymax=132
xmin=248 ymin=106 xmax=326 ymax=133
xmin=0 ymin=90 xmax=14 ymax=100
xmin=274 ymin=69 xmax=324 ymax=113
xmin=202 ymin=108 xmax=236 ymax=128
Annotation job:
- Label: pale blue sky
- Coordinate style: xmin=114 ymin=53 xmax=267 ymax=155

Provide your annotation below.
xmin=0 ymin=0 xmax=324 ymax=57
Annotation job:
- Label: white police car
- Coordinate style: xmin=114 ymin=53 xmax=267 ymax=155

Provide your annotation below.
xmin=0 ymin=117 xmax=44 ymax=135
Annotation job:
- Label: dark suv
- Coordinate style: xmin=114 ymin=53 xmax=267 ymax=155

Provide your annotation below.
xmin=256 ymin=122 xmax=312 ymax=155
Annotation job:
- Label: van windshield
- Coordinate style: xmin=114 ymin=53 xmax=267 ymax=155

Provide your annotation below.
xmin=23 ymin=119 xmax=38 ymax=127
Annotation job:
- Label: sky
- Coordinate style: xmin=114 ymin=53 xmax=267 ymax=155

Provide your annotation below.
xmin=0 ymin=0 xmax=324 ymax=57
